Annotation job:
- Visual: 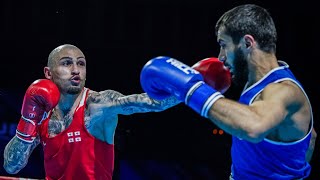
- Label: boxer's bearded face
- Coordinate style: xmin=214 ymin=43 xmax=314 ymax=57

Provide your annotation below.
xmin=50 ymin=48 xmax=86 ymax=95
xmin=232 ymin=47 xmax=248 ymax=87
xmin=217 ymin=28 xmax=248 ymax=88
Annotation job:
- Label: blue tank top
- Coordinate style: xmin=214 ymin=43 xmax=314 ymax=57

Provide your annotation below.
xmin=231 ymin=61 xmax=313 ymax=180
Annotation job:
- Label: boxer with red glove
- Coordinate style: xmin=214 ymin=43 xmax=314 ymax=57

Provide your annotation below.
xmin=192 ymin=57 xmax=231 ymax=94
xmin=16 ymin=79 xmax=60 ymax=143
xmin=140 ymin=56 xmax=230 ymax=117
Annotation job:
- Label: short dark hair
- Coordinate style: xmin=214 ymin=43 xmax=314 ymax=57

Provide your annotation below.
xmin=215 ymin=4 xmax=277 ymax=53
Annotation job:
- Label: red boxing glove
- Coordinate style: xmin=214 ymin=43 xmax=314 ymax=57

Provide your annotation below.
xmin=192 ymin=57 xmax=231 ymax=94
xmin=16 ymin=79 xmax=60 ymax=143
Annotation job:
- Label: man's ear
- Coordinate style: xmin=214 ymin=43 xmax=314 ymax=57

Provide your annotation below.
xmin=243 ymin=34 xmax=254 ymax=49
xmin=44 ymin=67 xmax=52 ymax=79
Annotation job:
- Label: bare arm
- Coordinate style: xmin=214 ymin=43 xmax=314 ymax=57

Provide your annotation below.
xmin=207 ymin=82 xmax=307 ymax=143
xmin=118 ymin=93 xmax=180 ymax=115
xmin=3 ymin=136 xmax=40 ymax=174
xmin=306 ymin=128 xmax=317 ymax=162
xmin=89 ymin=90 xmax=181 ymax=115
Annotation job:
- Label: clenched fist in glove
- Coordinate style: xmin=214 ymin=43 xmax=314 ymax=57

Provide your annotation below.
xmin=16 ymin=79 xmax=60 ymax=143
xmin=140 ymin=56 xmax=230 ymax=117
xmin=192 ymin=57 xmax=231 ymax=94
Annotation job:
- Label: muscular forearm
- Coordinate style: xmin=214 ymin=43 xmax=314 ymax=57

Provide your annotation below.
xmin=3 ymin=136 xmax=38 ymax=174
xmin=119 ymin=93 xmax=180 ymax=115
xmin=138 ymin=93 xmax=181 ymax=111
xmin=155 ymin=95 xmax=181 ymax=110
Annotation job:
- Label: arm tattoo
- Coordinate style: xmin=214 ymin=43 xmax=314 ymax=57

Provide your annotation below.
xmin=84 ymin=108 xmax=91 ymax=129
xmin=3 ymin=136 xmax=39 ymax=174
xmin=89 ymin=90 xmax=125 ymax=103
xmin=118 ymin=93 xmax=180 ymax=114
xmin=88 ymin=90 xmax=180 ymax=115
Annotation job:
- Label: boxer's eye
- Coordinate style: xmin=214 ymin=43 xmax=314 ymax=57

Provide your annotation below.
xmin=78 ymin=61 xmax=86 ymax=67
xmin=61 ymin=60 xmax=72 ymax=66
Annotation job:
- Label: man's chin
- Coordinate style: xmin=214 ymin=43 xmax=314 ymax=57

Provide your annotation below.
xmin=67 ymin=86 xmax=82 ymax=94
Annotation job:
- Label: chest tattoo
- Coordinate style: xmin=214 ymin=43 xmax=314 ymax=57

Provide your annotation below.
xmin=48 ymin=110 xmax=74 ymax=137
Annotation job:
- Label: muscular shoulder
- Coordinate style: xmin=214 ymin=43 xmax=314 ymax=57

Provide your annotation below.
xmin=258 ymin=81 xmax=309 ymax=119
xmin=262 ymin=81 xmax=311 ymax=141
xmin=262 ymin=80 xmax=306 ymax=105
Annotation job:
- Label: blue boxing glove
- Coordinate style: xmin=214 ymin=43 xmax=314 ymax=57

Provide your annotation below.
xmin=140 ymin=56 xmax=224 ymax=117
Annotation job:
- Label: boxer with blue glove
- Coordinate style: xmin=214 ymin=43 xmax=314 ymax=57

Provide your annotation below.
xmin=141 ymin=4 xmax=316 ymax=180
xmin=140 ymin=56 xmax=230 ymax=117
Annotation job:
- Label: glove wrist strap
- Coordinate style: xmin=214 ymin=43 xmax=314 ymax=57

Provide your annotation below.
xmin=186 ymin=82 xmax=224 ymax=117
xmin=16 ymin=117 xmax=37 ymax=143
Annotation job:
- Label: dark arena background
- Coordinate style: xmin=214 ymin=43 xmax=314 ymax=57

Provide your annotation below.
xmin=1 ymin=0 xmax=319 ymax=179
